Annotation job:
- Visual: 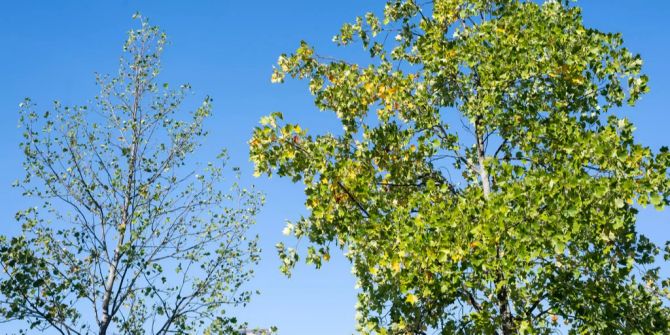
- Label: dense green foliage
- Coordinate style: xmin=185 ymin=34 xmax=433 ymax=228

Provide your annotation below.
xmin=251 ymin=1 xmax=670 ymax=334
xmin=0 ymin=17 xmax=261 ymax=335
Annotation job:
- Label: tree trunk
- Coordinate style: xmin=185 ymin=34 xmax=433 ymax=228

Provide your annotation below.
xmin=474 ymin=117 xmax=515 ymax=334
xmin=496 ymin=276 xmax=515 ymax=335
xmin=99 ymin=70 xmax=142 ymax=335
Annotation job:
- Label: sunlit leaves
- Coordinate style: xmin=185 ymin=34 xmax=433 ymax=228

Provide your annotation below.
xmin=252 ymin=0 xmax=670 ymax=334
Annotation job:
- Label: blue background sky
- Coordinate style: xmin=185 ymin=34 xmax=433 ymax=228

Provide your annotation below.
xmin=0 ymin=1 xmax=669 ymax=334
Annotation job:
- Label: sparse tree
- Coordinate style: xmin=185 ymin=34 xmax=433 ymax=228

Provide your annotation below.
xmin=0 ymin=16 xmax=261 ymax=335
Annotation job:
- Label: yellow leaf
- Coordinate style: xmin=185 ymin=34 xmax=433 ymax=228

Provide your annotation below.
xmin=406 ymin=293 xmax=418 ymax=305
xmin=377 ymin=85 xmax=387 ymax=98
xmin=391 ymin=260 xmax=401 ymax=273
xmin=364 ymin=82 xmax=375 ymax=94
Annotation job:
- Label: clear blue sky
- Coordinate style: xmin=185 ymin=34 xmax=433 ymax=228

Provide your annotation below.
xmin=0 ymin=1 xmax=668 ymax=334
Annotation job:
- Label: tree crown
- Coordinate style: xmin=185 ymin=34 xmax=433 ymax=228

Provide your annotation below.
xmin=1 ymin=15 xmax=262 ymax=335
xmin=251 ymin=1 xmax=670 ymax=334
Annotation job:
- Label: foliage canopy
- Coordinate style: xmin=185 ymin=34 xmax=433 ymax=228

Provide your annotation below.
xmin=251 ymin=1 xmax=670 ymax=334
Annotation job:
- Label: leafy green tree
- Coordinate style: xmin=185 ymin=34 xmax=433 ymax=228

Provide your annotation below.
xmin=0 ymin=16 xmax=261 ymax=335
xmin=251 ymin=1 xmax=670 ymax=334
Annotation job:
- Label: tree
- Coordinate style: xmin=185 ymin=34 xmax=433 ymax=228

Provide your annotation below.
xmin=250 ymin=1 xmax=670 ymax=334
xmin=0 ymin=16 xmax=262 ymax=335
